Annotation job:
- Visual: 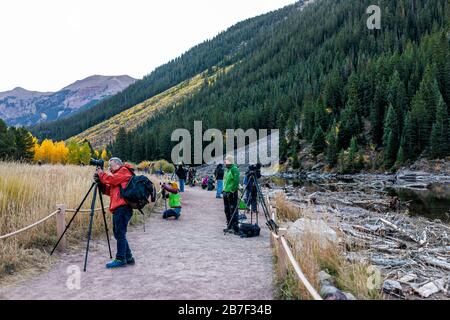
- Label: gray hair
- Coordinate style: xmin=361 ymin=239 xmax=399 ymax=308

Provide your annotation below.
xmin=109 ymin=157 xmax=123 ymax=166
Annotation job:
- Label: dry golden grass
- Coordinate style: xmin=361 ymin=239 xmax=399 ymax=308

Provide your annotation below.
xmin=274 ymin=192 xmax=303 ymax=221
xmin=0 ymin=162 xmax=160 ymax=280
xmin=274 ymin=193 xmax=383 ymax=300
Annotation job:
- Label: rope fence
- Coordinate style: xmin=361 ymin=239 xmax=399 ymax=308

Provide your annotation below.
xmin=0 ymin=209 xmax=60 ymax=240
xmin=0 ymin=192 xmax=162 ymax=249
xmin=266 ymin=195 xmax=323 ymax=300
xmin=0 ymin=205 xmax=108 ymax=247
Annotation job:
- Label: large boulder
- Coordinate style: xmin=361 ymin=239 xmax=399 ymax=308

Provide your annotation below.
xmin=287 ymin=218 xmax=338 ymax=247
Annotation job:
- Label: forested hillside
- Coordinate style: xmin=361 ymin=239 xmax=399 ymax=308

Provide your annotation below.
xmin=30 ymin=2 xmax=299 ymax=141
xmin=69 ymin=67 xmax=232 ymax=150
xmin=110 ymin=0 xmax=450 ymax=171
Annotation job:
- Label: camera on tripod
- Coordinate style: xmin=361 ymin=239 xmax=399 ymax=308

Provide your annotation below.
xmin=246 ymin=163 xmax=262 ymax=179
xmin=90 ymin=158 xmax=104 ymax=169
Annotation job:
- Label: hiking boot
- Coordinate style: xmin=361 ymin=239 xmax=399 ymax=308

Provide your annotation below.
xmin=106 ymin=259 xmax=126 ymax=269
xmin=126 ymin=257 xmax=135 ymax=265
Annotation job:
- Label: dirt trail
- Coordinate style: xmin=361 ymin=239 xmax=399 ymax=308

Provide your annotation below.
xmin=0 ymin=187 xmax=274 ymax=300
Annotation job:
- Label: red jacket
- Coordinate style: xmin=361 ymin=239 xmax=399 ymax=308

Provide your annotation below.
xmin=99 ymin=164 xmax=134 ymax=213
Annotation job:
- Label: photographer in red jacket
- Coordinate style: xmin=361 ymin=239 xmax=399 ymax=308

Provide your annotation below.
xmin=95 ymin=157 xmax=135 ymax=269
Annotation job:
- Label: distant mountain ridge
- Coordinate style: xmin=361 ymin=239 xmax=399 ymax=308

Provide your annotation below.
xmin=0 ymin=75 xmax=136 ymax=127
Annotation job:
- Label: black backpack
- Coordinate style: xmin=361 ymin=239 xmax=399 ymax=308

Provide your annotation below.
xmin=120 ymin=169 xmax=156 ymax=211
xmin=238 ymin=223 xmax=261 ymax=238
xmin=238 ymin=207 xmax=260 ymax=238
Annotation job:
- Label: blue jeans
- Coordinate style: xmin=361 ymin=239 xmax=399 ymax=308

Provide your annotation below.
xmin=179 ymin=179 xmax=185 ymax=192
xmin=216 ymin=180 xmax=223 ymax=198
xmin=112 ymin=205 xmax=133 ymax=261
xmin=244 ymin=189 xmax=257 ymax=212
xmin=163 ymin=208 xmax=181 ymax=219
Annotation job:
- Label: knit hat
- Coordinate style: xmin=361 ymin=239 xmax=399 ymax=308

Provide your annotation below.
xmin=224 ymin=155 xmax=234 ymax=164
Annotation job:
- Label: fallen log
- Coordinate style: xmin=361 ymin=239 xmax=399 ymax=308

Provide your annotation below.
xmin=378 ymin=218 xmax=425 ymax=245
xmin=419 ymin=255 xmax=450 ymax=271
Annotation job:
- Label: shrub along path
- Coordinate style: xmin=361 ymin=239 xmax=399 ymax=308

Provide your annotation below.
xmin=0 ymin=186 xmax=273 ymax=300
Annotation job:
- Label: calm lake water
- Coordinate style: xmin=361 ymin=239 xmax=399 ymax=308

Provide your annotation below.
xmin=270 ymin=176 xmax=450 ymax=222
xmin=387 ymin=183 xmax=450 ymax=221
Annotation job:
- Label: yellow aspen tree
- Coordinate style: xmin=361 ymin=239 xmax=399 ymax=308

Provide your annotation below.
xmin=101 ymin=149 xmax=109 ymax=161
xmin=53 ymin=141 xmax=69 ymax=164
xmin=40 ymin=139 xmax=55 ymax=163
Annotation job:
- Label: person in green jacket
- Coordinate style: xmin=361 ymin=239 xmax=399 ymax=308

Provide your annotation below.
xmin=223 ymin=155 xmax=240 ymax=234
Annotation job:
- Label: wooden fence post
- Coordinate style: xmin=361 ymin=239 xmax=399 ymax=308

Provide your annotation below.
xmin=277 ymin=228 xmax=288 ymax=279
xmin=55 ymin=204 xmax=66 ymax=252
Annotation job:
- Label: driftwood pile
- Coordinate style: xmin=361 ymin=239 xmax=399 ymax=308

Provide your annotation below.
xmin=268 ymin=175 xmax=449 ymax=300
xmin=331 ymin=206 xmax=449 ymax=299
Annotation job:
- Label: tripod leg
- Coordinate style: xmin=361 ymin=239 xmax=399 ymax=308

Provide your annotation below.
xmin=98 ymin=186 xmax=112 ymax=259
xmin=50 ymin=182 xmax=96 ymax=256
xmin=83 ymin=186 xmax=98 ymax=272
xmin=254 ymin=178 xmax=278 ymax=232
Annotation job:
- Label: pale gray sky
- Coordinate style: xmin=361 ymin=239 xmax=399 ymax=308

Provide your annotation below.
xmin=0 ymin=0 xmax=297 ymax=92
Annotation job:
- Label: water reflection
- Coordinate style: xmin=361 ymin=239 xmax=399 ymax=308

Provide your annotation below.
xmin=388 ymin=183 xmax=450 ymax=221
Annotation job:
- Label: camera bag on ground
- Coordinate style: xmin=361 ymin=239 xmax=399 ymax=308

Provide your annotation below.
xmin=238 ymin=222 xmax=260 ymax=238
xmin=238 ymin=199 xmax=260 ymax=238
xmin=120 ymin=167 xmax=157 ymax=213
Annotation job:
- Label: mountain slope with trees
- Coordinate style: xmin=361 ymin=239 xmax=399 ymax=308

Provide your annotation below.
xmin=109 ymin=0 xmax=449 ymax=170
xmin=69 ymin=67 xmax=232 ymax=150
xmin=30 ymin=3 xmax=300 ymax=141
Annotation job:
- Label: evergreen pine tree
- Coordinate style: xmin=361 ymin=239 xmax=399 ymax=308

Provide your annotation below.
xmin=338 ymin=103 xmax=360 ymax=150
xmin=115 ymin=128 xmax=128 ymax=160
xmin=383 ymin=105 xmax=400 ymax=168
xmin=325 ymin=125 xmax=338 ymax=166
xmin=387 ymin=70 xmax=407 ymax=132
xmin=429 ymin=95 xmax=450 ymax=159
xmin=347 ymin=136 xmax=358 ymax=173
xmin=312 ymin=127 xmax=326 ymax=156
xmin=399 ymin=111 xmax=417 ymax=162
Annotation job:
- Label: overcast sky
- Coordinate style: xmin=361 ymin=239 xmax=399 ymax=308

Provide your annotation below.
xmin=0 ymin=0 xmax=296 ymax=92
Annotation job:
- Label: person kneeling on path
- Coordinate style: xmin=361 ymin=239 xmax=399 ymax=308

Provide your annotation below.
xmin=223 ymin=155 xmax=240 ymax=234
xmin=162 ymin=182 xmax=182 ymax=220
xmin=95 ymin=157 xmax=135 ymax=269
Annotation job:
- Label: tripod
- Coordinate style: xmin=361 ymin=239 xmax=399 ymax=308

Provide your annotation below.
xmin=224 ymin=172 xmax=278 ymax=235
xmin=50 ymin=181 xmax=112 ymax=272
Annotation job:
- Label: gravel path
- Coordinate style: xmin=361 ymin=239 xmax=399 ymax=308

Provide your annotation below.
xmin=0 ymin=187 xmax=274 ymax=300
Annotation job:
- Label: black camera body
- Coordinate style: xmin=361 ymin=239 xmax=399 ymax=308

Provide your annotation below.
xmin=90 ymin=158 xmax=104 ymax=169
xmin=247 ymin=163 xmax=262 ymax=179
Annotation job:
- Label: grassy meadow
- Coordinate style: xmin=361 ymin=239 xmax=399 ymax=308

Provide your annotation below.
xmin=0 ymin=162 xmax=160 ymax=280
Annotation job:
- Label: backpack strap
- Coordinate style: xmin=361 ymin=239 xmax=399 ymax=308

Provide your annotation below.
xmin=119 ymin=166 xmax=136 ymax=197
xmin=124 ymin=166 xmax=136 ymax=176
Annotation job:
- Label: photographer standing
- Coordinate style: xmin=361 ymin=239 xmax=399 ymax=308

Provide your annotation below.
xmin=175 ymin=164 xmax=187 ymax=192
xmin=214 ymin=163 xmax=224 ymax=199
xmin=95 ymin=157 xmax=135 ymax=269
xmin=222 ymin=155 xmax=240 ymax=234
